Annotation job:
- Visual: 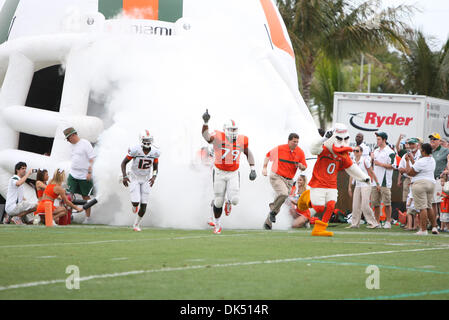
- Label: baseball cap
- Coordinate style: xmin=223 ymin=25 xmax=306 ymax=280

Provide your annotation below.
xmin=407 ymin=137 xmax=419 ymax=144
xmin=429 ymin=132 xmax=441 ymax=140
xmin=63 ymin=127 xmax=77 ymax=139
xmin=375 ymin=131 xmax=388 ymax=140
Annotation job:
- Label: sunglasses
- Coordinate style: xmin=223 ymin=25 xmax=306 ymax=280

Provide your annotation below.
xmin=354 ymin=150 xmax=361 ymax=153
xmin=430 ymin=138 xmax=439 ymax=141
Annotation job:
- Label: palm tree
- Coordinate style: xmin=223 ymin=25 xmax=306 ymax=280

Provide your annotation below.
xmin=310 ymin=57 xmax=347 ymax=128
xmin=276 ymin=0 xmax=414 ymax=107
xmin=402 ymin=31 xmax=449 ymax=98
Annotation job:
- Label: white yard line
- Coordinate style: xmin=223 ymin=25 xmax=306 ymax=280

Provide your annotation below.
xmin=1 ymin=246 xmax=448 ymax=292
xmin=0 ymin=233 xmax=256 ymax=249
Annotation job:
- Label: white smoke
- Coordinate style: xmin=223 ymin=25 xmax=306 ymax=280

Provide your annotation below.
xmin=83 ymin=9 xmax=317 ymax=230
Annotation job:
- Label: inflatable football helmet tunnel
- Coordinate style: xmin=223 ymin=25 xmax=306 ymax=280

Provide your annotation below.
xmin=0 ymin=0 xmax=315 ymax=207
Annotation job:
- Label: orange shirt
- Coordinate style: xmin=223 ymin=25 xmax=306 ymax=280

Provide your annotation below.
xmin=266 ymin=144 xmax=307 ymax=179
xmin=309 ymin=146 xmax=353 ymax=189
xmin=212 ymin=130 xmax=248 ymax=172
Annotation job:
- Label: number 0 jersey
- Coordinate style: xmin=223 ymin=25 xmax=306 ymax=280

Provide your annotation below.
xmin=126 ymin=145 xmax=160 ymax=178
xmin=211 ymin=130 xmax=248 ymax=172
xmin=309 ymin=146 xmax=353 ymax=189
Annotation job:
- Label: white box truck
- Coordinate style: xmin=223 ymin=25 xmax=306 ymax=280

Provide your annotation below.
xmin=333 ymin=92 xmax=449 ymax=151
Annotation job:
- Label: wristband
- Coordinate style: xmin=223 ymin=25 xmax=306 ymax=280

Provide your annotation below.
xmin=153 ymin=170 xmax=158 ymax=177
xmin=250 ymin=165 xmax=255 ymax=171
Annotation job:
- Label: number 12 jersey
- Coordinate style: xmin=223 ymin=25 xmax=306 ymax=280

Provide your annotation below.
xmin=126 ymin=145 xmax=160 ymax=179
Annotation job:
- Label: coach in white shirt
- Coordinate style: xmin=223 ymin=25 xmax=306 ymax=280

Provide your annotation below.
xmin=64 ymin=127 xmax=95 ymax=224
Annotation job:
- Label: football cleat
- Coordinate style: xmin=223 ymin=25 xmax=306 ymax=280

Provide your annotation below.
xmin=207 ymin=217 xmax=215 ymax=227
xmin=213 ymin=225 xmax=222 ymax=234
xmin=224 ymin=200 xmax=232 ymax=216
xmin=133 ymin=225 xmax=142 ymax=232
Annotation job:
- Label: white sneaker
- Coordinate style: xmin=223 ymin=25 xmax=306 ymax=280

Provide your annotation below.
xmin=133 ymin=225 xmax=141 ymax=232
xmin=383 ymin=221 xmax=391 ymax=229
xmin=52 ymin=220 xmax=58 ymax=227
xmin=82 ymin=217 xmax=91 ymax=224
xmin=416 ymin=230 xmax=428 ymax=235
xmin=33 ymin=215 xmax=40 ymax=225
xmin=432 ymin=227 xmax=439 ymax=235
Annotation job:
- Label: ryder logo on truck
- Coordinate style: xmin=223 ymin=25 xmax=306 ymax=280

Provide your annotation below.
xmin=348 ymin=112 xmax=414 ymax=132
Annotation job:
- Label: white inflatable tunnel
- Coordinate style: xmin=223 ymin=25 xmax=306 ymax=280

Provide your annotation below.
xmin=0 ymin=0 xmax=318 ymax=229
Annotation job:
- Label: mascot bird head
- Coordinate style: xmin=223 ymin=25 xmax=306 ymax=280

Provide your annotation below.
xmin=323 ymin=123 xmax=353 ymax=156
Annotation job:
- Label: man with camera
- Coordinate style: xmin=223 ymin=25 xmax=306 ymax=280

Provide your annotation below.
xmin=4 ymin=162 xmax=37 ymax=225
xmin=397 ymin=138 xmax=421 ymax=207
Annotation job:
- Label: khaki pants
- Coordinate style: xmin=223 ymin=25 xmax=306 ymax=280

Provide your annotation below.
xmin=351 ymin=186 xmax=378 ymax=227
xmin=402 ymin=177 xmax=411 ymax=202
xmin=269 ymin=173 xmax=294 ymax=213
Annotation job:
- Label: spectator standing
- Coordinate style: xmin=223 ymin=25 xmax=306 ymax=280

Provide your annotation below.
xmin=64 ymin=127 xmax=95 ymax=224
xmin=262 ymin=133 xmax=307 ymax=230
xmin=371 ymin=132 xmax=395 ymax=228
xmin=5 ymin=162 xmax=37 ymax=225
xmin=347 ymin=146 xmax=380 ymax=228
xmin=397 ymin=138 xmax=421 ymax=211
xmin=429 ymin=133 xmax=449 ymax=219
xmin=405 ymin=190 xmax=419 ymax=231
xmin=405 ymin=143 xmax=439 ymax=235
xmin=355 ymin=132 xmax=371 ymax=158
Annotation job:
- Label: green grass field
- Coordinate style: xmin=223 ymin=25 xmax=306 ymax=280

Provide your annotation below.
xmin=1 ymin=223 xmax=449 ymax=300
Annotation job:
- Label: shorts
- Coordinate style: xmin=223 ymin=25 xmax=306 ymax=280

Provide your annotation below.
xmin=432 ymin=178 xmax=442 ymax=204
xmin=440 ymin=212 xmax=449 ymax=223
xmin=406 ymin=208 xmax=419 ymax=215
xmin=6 ymin=200 xmax=36 ymax=216
xmin=371 ymin=186 xmax=391 ymax=207
xmin=309 ymin=188 xmax=338 ymax=206
xmin=35 ymin=200 xmax=56 ymax=214
xmin=412 ymin=179 xmax=435 ymax=210
xmin=67 ymin=174 xmax=94 ymax=197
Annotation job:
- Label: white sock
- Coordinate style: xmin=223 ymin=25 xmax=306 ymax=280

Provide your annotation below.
xmin=214 ymin=217 xmax=220 ymax=228
xmin=134 ymin=215 xmax=143 ymax=227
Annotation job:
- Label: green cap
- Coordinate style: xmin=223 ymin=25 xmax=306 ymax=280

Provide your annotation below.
xmin=375 ymin=131 xmax=388 ymax=140
xmin=407 ymin=137 xmax=419 ymax=144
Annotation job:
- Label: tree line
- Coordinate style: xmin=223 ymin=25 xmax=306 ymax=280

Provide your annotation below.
xmin=276 ymin=0 xmax=449 ymax=128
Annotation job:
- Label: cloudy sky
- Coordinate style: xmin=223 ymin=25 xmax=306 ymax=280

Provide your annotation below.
xmin=381 ymin=0 xmax=449 ymax=49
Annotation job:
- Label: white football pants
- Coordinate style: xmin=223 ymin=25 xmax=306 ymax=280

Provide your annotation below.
xmin=213 ymin=167 xmax=240 ymax=208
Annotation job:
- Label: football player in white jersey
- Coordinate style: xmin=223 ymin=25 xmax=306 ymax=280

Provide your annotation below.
xmin=120 ymin=130 xmax=160 ymax=231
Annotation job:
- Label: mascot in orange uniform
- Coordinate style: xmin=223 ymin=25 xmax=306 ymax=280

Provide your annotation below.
xmin=298 ymin=123 xmax=370 ymax=236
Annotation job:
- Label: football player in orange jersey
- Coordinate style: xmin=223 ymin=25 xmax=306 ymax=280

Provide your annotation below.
xmin=202 ymin=109 xmax=257 ymax=234
xmin=305 ymin=123 xmax=370 ymax=236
